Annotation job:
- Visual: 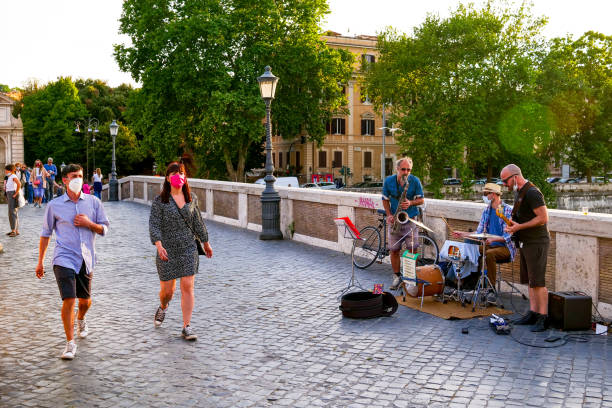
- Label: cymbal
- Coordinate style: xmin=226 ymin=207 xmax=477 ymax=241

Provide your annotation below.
xmin=408 ymin=218 xmax=433 ymax=233
xmin=467 ymin=232 xmax=503 ymax=241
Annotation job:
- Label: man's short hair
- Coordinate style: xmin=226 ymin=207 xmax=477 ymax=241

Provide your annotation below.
xmin=48 ymin=157 xmax=53 ymax=162
xmin=502 ymin=163 xmax=522 ymax=177
xmin=395 ymin=157 xmax=413 ymax=169
xmin=61 ymin=164 xmax=83 ymax=178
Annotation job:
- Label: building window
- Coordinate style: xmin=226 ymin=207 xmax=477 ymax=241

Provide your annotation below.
xmin=384 ymin=119 xmax=391 ymax=136
xmin=364 ymin=151 xmax=372 ymax=168
xmin=272 ymin=152 xmax=275 ymax=166
xmin=318 ymin=150 xmax=327 ymax=168
xmin=362 ymin=54 xmax=376 ymax=64
xmin=279 ymin=152 xmax=283 ymax=169
xmin=332 ymin=151 xmax=343 ymax=168
xmin=361 ymin=119 xmax=375 ymax=136
xmin=326 ymin=118 xmax=346 ymax=135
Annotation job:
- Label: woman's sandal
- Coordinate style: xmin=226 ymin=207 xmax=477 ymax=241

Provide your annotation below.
xmin=8 ymin=232 xmax=17 ymax=237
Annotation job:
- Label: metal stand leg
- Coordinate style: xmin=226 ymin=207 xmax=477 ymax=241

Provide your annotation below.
xmin=338 ymin=238 xmax=367 ymax=300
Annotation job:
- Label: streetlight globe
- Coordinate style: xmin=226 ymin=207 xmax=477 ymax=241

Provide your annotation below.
xmin=109 ymin=120 xmax=119 ymax=136
xmin=257 ymin=66 xmax=279 ymax=100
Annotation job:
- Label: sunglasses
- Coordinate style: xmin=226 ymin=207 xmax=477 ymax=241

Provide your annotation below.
xmin=501 ymin=174 xmax=517 ymax=184
xmin=400 ymin=167 xmax=412 ymax=171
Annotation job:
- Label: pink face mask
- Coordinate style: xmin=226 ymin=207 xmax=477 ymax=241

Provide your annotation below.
xmin=169 ymin=173 xmax=185 ymax=189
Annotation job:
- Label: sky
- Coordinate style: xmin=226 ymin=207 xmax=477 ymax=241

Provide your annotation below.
xmin=1 ymin=0 xmax=610 ymax=89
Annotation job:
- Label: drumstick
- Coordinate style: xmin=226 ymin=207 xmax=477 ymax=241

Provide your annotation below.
xmin=441 ymin=217 xmax=456 ymax=234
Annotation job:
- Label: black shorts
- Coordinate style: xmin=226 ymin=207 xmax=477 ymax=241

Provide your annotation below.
xmin=519 ymin=241 xmax=549 ymax=288
xmin=53 ymin=262 xmax=92 ymax=300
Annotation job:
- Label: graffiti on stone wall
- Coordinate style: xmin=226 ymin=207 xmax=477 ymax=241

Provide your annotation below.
xmin=356 ymin=197 xmax=380 ymax=209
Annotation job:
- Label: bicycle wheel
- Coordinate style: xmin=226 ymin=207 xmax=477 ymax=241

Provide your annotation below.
xmin=352 ymin=226 xmax=382 ymax=269
xmin=405 ymin=233 xmax=439 ymax=266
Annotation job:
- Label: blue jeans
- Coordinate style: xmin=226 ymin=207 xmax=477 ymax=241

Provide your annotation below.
xmin=45 ymin=180 xmax=54 ymax=202
xmin=26 ymin=184 xmax=34 ymax=203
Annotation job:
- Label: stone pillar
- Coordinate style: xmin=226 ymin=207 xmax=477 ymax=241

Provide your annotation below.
xmin=206 ymin=189 xmax=214 ymax=218
xmin=337 ymin=205 xmax=355 ymax=254
xmin=280 ymin=197 xmax=293 ymax=238
xmin=129 ymin=180 xmax=134 ymax=200
xmin=238 ymin=193 xmax=248 ymax=228
xmin=555 ymin=233 xmax=599 ymax=304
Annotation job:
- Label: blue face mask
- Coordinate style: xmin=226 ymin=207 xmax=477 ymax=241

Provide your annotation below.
xmin=482 ymin=195 xmax=491 ymax=205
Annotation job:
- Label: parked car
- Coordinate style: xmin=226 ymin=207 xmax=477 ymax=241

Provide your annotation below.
xmin=546 ymin=177 xmax=561 ymax=183
xmin=300 ymin=181 xmax=338 ymax=190
xmin=470 ymin=178 xmax=487 ymax=185
xmin=443 ymin=178 xmax=462 ymax=185
xmin=255 ymin=176 xmax=299 ymax=188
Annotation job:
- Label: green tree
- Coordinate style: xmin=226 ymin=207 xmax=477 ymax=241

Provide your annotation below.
xmin=363 ymin=1 xmax=548 ymax=196
xmin=115 ymin=0 xmax=353 ymax=181
xmin=538 ymin=32 xmax=612 ymax=181
xmin=17 ymin=78 xmax=88 ymax=166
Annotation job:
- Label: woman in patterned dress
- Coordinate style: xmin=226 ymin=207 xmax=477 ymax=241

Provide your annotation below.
xmin=149 ymin=162 xmax=212 ymax=340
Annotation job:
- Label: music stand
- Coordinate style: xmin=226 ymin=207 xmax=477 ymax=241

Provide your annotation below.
xmin=335 ymin=217 xmax=366 ymax=298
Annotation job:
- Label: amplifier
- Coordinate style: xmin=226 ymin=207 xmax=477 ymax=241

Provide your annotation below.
xmin=548 ymin=291 xmax=592 ymax=331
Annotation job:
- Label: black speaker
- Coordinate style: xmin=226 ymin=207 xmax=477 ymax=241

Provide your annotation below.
xmin=548 ymin=291 xmax=592 ymax=331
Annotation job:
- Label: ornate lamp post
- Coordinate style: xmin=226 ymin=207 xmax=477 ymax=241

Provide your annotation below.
xmin=74 ymin=117 xmax=99 ymax=181
xmin=109 ymin=120 xmax=119 ymax=201
xmin=257 ymin=66 xmax=282 ymax=240
xmin=378 ymin=125 xmax=402 ymax=180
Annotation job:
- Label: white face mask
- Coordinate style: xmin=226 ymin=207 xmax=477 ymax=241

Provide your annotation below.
xmin=482 ymin=195 xmax=491 ymax=205
xmin=512 ymin=176 xmax=518 ymax=192
xmin=68 ymin=177 xmax=83 ymax=194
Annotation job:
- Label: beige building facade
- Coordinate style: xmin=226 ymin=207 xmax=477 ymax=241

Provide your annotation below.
xmin=0 ymin=93 xmax=24 ymax=169
xmin=271 ymin=33 xmax=400 ymax=186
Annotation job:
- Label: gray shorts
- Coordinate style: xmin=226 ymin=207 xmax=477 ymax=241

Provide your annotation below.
xmin=387 ymin=220 xmax=419 ymax=253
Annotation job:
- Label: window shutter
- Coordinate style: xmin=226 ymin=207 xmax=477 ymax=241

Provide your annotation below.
xmin=334 ymin=151 xmax=343 ymax=167
xmin=364 ymin=152 xmax=372 ymax=168
xmin=318 ymin=151 xmax=326 ymax=168
xmin=340 ymin=119 xmax=346 ymax=135
xmin=361 ymin=120 xmax=366 ymax=135
xmin=279 ymin=152 xmax=283 ymax=169
xmin=326 ymin=120 xmax=331 ymax=134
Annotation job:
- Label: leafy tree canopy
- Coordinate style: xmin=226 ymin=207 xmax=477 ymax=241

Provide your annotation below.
xmin=363 ymin=0 xmax=549 ymax=197
xmin=115 ymin=0 xmax=354 ymax=180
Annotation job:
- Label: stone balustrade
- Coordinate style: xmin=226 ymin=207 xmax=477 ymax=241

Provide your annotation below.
xmin=114 ymin=175 xmax=612 ymax=320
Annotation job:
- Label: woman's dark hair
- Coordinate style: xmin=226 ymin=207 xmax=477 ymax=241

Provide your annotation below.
xmin=160 ymin=162 xmax=191 ymax=204
xmin=5 ymin=164 xmax=16 ymax=172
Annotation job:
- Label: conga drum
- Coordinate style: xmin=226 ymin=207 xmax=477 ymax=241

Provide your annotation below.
xmin=405 ymin=264 xmax=444 ymax=297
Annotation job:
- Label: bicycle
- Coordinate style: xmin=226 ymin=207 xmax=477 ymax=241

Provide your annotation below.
xmin=352 ymin=209 xmax=440 ymax=269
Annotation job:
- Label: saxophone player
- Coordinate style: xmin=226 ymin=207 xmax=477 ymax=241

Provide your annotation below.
xmin=382 ymin=157 xmax=424 ymax=289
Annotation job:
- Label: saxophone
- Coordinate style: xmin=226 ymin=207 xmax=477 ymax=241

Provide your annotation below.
xmin=391 ymin=175 xmax=410 ymax=233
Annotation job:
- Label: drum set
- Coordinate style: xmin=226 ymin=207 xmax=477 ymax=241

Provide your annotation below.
xmin=401 ymin=231 xmax=503 ymax=311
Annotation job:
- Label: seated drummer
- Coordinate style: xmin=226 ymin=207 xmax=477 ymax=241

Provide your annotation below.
xmin=452 ymin=183 xmax=516 ymax=285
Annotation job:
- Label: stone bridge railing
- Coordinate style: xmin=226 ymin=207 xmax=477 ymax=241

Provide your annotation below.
xmin=110 ymin=176 xmax=612 ymax=320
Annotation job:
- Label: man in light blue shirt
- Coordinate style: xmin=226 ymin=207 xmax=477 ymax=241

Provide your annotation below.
xmin=35 ymin=163 xmax=109 ymax=360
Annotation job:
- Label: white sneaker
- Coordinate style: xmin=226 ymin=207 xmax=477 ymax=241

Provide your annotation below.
xmin=61 ymin=341 xmax=77 ymax=360
xmin=390 ymin=275 xmax=402 ymax=290
xmin=77 ymin=319 xmax=89 ymax=338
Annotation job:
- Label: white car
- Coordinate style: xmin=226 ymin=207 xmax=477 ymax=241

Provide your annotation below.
xmin=300 ymin=182 xmax=338 ymax=190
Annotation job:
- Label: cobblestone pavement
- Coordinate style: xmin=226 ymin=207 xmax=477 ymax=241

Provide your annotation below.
xmin=0 ymin=201 xmax=611 ymax=408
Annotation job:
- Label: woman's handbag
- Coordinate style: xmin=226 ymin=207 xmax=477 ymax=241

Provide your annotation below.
xmin=17 ymin=191 xmax=26 ymax=208
xmin=178 ymin=202 xmax=206 ymax=256
xmin=33 ymin=179 xmax=40 ymax=186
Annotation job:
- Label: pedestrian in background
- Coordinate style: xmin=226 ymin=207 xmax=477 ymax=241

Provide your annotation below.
xmin=23 ymin=165 xmax=33 ymax=204
xmin=92 ymin=168 xmax=102 ymax=199
xmin=149 ymin=161 xmax=212 ymax=341
xmin=32 ymin=160 xmax=48 ymax=208
xmin=43 ymin=157 xmax=58 ymax=203
xmin=35 ymin=163 xmax=110 ymax=360
xmin=4 ymin=164 xmax=21 ymax=237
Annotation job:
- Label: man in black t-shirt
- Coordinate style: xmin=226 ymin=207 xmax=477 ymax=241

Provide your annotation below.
xmin=500 ymin=164 xmax=550 ymax=332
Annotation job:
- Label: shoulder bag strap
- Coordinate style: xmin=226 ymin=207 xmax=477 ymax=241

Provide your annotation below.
xmin=511 ymin=181 xmax=533 ymax=219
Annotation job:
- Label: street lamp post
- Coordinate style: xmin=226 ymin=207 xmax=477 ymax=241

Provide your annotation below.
xmin=74 ymin=118 xmax=99 ymax=181
xmin=378 ymin=125 xmax=402 ymax=181
xmin=257 ymin=66 xmax=282 ymax=240
xmin=109 ymin=120 xmax=119 ymax=201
